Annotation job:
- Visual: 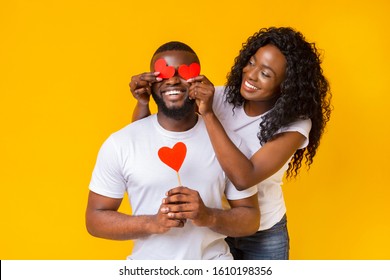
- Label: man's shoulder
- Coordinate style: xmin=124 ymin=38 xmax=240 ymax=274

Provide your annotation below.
xmin=110 ymin=115 xmax=155 ymax=142
xmin=197 ymin=114 xmax=242 ymax=148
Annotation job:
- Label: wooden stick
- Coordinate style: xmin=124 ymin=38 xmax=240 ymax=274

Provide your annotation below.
xmin=177 ymin=172 xmax=182 ymax=186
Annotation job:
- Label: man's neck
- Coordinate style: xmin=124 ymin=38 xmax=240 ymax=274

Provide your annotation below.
xmin=156 ymin=112 xmax=198 ymax=132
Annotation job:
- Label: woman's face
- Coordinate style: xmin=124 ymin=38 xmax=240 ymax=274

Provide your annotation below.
xmin=240 ymin=44 xmax=287 ymax=102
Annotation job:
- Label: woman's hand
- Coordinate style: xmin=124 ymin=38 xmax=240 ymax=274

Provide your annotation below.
xmin=129 ymin=72 xmax=162 ymax=105
xmin=187 ymin=75 xmax=215 ymax=116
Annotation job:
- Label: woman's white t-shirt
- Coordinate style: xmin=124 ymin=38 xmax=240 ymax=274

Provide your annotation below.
xmin=213 ymin=86 xmax=312 ymax=230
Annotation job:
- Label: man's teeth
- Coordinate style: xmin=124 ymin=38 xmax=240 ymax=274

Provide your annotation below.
xmin=164 ymin=90 xmax=182 ymax=96
xmin=245 ymin=81 xmax=258 ymax=90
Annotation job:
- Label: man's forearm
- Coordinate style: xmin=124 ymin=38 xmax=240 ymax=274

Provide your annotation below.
xmin=207 ymin=206 xmax=260 ymax=237
xmin=86 ymin=209 xmax=158 ymax=240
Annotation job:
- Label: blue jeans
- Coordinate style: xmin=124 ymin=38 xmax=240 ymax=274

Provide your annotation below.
xmin=225 ymin=214 xmax=289 ymax=260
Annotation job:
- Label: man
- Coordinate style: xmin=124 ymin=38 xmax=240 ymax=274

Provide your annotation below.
xmin=86 ymin=41 xmax=259 ymax=259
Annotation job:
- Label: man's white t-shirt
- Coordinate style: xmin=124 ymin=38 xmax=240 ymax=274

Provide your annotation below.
xmin=213 ymin=86 xmax=312 ymax=231
xmin=89 ymin=114 xmax=257 ymax=259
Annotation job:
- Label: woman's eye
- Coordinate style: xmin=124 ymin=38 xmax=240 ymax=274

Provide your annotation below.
xmin=261 ymin=71 xmax=270 ymax=78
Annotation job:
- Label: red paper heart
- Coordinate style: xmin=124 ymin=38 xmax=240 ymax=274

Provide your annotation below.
xmin=178 ymin=63 xmax=201 ymax=80
xmin=154 ymin=58 xmax=175 ymax=79
xmin=158 ymin=142 xmax=187 ymax=172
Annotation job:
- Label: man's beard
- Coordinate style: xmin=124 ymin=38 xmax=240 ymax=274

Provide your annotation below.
xmin=152 ymin=92 xmax=195 ymax=120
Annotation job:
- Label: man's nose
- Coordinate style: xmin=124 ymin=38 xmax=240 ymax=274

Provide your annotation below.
xmin=165 ymin=75 xmax=181 ymax=85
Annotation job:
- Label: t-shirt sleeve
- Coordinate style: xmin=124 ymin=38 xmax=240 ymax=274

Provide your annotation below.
xmin=212 ymin=86 xmax=227 ymax=120
xmin=276 ymin=119 xmax=312 ymax=149
xmin=89 ymin=136 xmax=127 ymax=199
xmin=224 ymin=181 xmax=258 ymax=200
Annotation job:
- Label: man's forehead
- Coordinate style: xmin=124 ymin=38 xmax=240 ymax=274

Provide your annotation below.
xmin=151 ymin=50 xmax=199 ymax=68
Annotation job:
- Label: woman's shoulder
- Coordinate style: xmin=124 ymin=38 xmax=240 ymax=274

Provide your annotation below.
xmin=287 ymin=118 xmax=312 ymax=132
xmin=213 ymin=86 xmax=226 ymax=102
xmin=212 ymin=86 xmax=229 ymax=116
xmin=214 ymin=85 xmax=225 ymax=94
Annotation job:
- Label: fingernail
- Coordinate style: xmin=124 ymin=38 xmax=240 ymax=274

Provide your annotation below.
xmin=156 ymin=77 xmax=162 ymax=81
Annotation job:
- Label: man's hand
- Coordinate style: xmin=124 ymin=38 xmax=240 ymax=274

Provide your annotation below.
xmin=150 ymin=201 xmax=186 ymax=234
xmin=150 ymin=204 xmax=186 ymax=234
xmin=162 ymin=186 xmax=214 ymax=227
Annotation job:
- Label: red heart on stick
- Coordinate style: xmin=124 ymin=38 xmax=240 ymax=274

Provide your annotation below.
xmin=158 ymin=142 xmax=187 ymax=172
xmin=154 ymin=58 xmax=175 ymax=79
xmin=178 ymin=63 xmax=201 ymax=80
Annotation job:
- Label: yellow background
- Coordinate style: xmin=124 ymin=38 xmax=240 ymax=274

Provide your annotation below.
xmin=1 ymin=0 xmax=389 ymax=260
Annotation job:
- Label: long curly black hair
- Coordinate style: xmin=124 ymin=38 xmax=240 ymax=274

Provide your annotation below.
xmin=225 ymin=27 xmax=332 ymax=179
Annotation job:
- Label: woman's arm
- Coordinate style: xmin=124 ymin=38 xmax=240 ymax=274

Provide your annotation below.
xmin=188 ymin=76 xmax=305 ymax=190
xmin=132 ymin=102 xmax=151 ymax=122
xmin=203 ymin=112 xmax=304 ymax=189
xmin=129 ymin=72 xmax=160 ymax=122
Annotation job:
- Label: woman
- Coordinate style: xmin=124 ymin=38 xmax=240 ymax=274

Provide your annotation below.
xmin=130 ymin=27 xmax=332 ymax=259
